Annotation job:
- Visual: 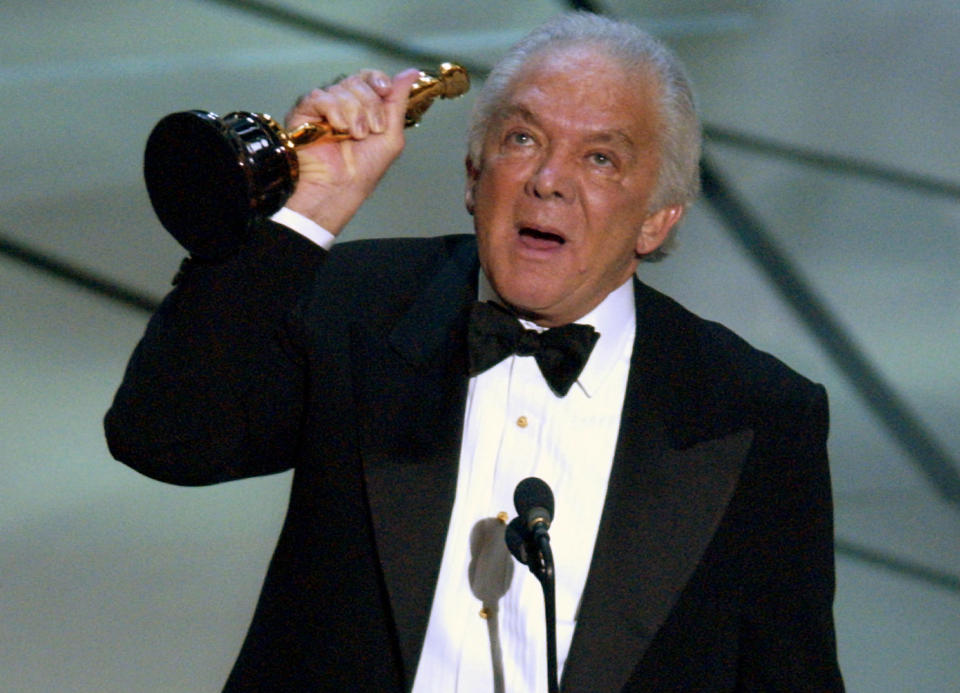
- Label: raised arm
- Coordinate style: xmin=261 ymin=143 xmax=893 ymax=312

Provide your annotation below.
xmin=105 ymin=68 xmax=421 ymax=485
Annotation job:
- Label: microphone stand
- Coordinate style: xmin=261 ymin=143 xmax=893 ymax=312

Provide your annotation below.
xmin=529 ymin=527 xmax=559 ymax=693
xmin=507 ymin=478 xmax=560 ymax=693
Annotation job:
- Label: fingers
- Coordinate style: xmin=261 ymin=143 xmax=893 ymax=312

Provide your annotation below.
xmin=325 ymin=70 xmax=389 ymax=136
xmin=280 ymin=67 xmax=425 ymax=235
xmin=287 ymin=68 xmax=421 ymax=140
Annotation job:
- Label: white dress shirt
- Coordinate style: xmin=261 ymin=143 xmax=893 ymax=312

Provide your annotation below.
xmin=411 ymin=274 xmax=635 ymax=693
xmin=276 ymin=210 xmax=636 ymax=692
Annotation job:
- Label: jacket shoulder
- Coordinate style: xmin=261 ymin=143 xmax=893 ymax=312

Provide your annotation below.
xmin=634 ymin=280 xmax=826 ymax=444
xmin=291 ymin=234 xmax=477 ymax=340
xmin=316 ymin=234 xmax=472 ymax=299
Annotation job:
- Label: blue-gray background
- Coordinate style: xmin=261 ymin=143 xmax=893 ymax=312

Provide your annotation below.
xmin=2 ymin=1 xmax=957 ymax=690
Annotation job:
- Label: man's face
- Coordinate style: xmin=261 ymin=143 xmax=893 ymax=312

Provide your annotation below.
xmin=468 ymin=47 xmax=682 ymax=327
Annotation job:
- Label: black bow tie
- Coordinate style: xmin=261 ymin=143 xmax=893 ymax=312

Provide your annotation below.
xmin=467 ymin=301 xmax=599 ymax=397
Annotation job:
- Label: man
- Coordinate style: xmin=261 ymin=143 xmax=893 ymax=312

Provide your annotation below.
xmin=106 ymin=12 xmax=844 ymax=692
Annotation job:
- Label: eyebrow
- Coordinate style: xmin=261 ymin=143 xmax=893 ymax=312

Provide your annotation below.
xmin=495 ymin=104 xmax=538 ymax=128
xmin=496 ymin=103 xmax=639 ymax=151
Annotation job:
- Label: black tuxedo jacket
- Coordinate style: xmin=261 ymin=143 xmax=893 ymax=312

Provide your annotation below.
xmin=106 ymin=222 xmax=843 ymax=691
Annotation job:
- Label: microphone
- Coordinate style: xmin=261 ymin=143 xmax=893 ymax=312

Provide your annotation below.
xmin=506 ymin=477 xmax=559 ymax=693
xmin=513 ymin=476 xmax=554 ymax=539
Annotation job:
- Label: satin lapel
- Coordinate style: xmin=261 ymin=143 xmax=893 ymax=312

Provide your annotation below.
xmin=562 ymin=280 xmax=753 ymax=692
xmin=351 ymin=239 xmax=478 ymax=685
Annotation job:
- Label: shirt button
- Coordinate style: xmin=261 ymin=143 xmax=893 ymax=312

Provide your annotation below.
xmin=517 ymin=415 xmax=528 ymax=428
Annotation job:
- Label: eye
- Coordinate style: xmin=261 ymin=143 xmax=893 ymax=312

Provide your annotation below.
xmin=505 ymin=130 xmax=535 ymax=147
xmin=588 ymin=151 xmax=615 ymax=167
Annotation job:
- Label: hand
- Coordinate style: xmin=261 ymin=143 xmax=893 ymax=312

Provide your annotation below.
xmin=283 ymin=67 xmax=423 ymax=235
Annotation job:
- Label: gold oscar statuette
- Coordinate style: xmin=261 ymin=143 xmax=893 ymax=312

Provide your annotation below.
xmin=144 ymin=63 xmax=469 ymax=259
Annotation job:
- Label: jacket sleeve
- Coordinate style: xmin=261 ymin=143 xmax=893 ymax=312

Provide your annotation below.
xmin=735 ymin=383 xmax=845 ymax=691
xmin=104 ymin=220 xmax=327 ymax=485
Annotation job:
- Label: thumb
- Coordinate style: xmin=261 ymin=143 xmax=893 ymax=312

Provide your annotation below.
xmin=383 ymin=68 xmax=424 ymax=132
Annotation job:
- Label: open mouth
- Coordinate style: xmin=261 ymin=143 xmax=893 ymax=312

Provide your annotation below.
xmin=519 ymin=226 xmax=566 ymax=247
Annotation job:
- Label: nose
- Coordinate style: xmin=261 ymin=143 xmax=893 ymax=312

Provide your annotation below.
xmin=525 ymin=150 xmax=575 ymax=202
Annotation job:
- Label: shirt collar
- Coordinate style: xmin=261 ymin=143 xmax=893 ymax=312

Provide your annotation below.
xmin=477 ymin=272 xmax=636 ymax=398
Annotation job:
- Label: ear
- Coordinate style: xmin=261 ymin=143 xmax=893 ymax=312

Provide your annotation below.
xmin=464 ymin=155 xmax=480 ymax=215
xmin=635 ymin=204 xmax=685 ymax=255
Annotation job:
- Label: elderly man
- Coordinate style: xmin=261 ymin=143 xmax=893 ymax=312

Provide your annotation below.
xmin=106 ymin=12 xmax=844 ymax=692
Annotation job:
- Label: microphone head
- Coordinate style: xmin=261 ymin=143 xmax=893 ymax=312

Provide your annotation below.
xmin=514 ymin=477 xmax=554 ymax=532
